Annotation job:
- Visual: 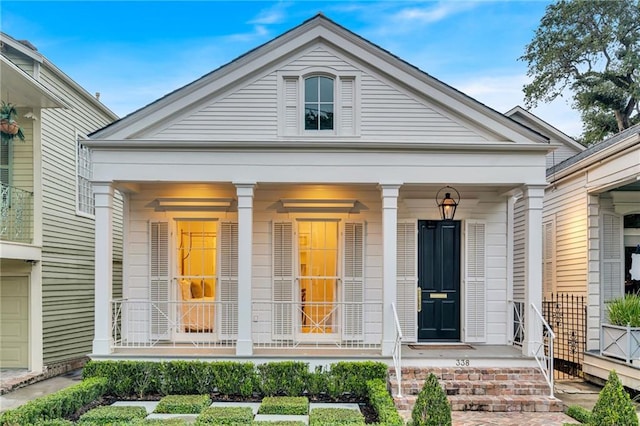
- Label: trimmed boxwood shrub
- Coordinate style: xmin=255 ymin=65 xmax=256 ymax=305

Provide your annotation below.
xmin=366 ymin=379 xmax=404 ymax=426
xmin=0 ymin=376 xmax=108 ymax=426
xmin=258 ymin=396 xmax=309 ymax=415
xmin=195 ymin=406 xmax=253 ymax=425
xmin=309 ymin=407 xmax=365 ymax=425
xmin=565 ymin=404 xmax=592 ymax=424
xmin=137 ymin=420 xmax=189 ymax=425
xmin=590 ymin=370 xmax=638 ymax=426
xmin=31 ymin=421 xmax=75 ymax=426
xmin=252 ymin=422 xmax=305 ymax=425
xmin=256 ymin=361 xmax=309 ymax=396
xmin=83 ymin=360 xmax=162 ymax=398
xmin=154 ymin=394 xmax=211 ymax=414
xmin=410 ymin=373 xmax=451 ymax=426
xmin=77 ymin=405 xmax=147 ymax=424
xmin=326 ymin=361 xmax=388 ymax=399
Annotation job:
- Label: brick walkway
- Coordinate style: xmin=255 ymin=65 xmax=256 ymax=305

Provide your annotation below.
xmin=398 ymin=410 xmax=576 ymax=425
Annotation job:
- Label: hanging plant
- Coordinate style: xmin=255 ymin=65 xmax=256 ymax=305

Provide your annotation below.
xmin=1 ymin=102 xmax=25 ymax=144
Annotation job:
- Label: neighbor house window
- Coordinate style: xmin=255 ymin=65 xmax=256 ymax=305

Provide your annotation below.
xmin=0 ymin=140 xmax=10 ymax=188
xmin=305 ymin=76 xmax=334 ymax=130
xmin=76 ymin=139 xmax=94 ymax=216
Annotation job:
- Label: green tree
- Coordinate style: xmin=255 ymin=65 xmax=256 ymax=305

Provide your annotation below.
xmin=521 ymin=0 xmax=640 ymax=145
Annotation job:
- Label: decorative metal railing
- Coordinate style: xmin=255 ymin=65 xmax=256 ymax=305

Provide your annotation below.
xmin=512 ymin=301 xmax=525 ymax=346
xmin=252 ymin=301 xmax=383 ymax=349
xmin=0 ymin=183 xmax=33 ymax=243
xmin=391 ymin=303 xmax=403 ymax=397
xmin=112 ymin=299 xmax=237 ymax=349
xmin=530 ymin=303 xmax=555 ymax=397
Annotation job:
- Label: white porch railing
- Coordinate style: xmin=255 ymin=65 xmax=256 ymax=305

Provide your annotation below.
xmin=112 ymin=299 xmax=237 ymax=349
xmin=252 ymin=301 xmax=383 ymax=349
xmin=391 ymin=303 xmax=403 ymax=397
xmin=530 ymin=303 xmax=555 ymax=397
xmin=0 ymin=183 xmax=33 ymax=243
xmin=512 ymin=301 xmax=525 ymax=346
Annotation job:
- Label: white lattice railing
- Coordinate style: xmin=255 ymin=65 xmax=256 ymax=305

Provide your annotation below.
xmin=112 ymin=299 xmax=237 ymax=349
xmin=530 ymin=303 xmax=555 ymax=397
xmin=0 ymin=183 xmax=33 ymax=243
xmin=512 ymin=301 xmax=525 ymax=346
xmin=391 ymin=303 xmax=403 ymax=397
xmin=252 ymin=301 xmax=383 ymax=349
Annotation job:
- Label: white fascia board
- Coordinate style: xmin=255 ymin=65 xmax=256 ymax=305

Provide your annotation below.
xmin=505 ymin=106 xmax=584 ymax=151
xmin=551 ymin=132 xmax=640 ymax=182
xmin=1 ymin=56 xmax=68 ymax=108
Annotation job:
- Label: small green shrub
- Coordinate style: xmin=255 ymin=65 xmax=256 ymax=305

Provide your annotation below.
xmin=327 ymin=361 xmax=388 ymax=399
xmin=366 ymin=379 xmax=403 ymax=426
xmin=252 ymin=422 xmax=306 ymax=426
xmin=565 ymin=404 xmax=592 ymax=424
xmin=137 ymin=419 xmax=189 ymax=425
xmin=210 ymin=361 xmax=257 ymax=397
xmin=309 ymin=407 xmax=365 ymax=425
xmin=77 ymin=405 xmax=147 ymax=424
xmin=195 ymin=406 xmax=254 ymax=425
xmin=83 ymin=360 xmax=161 ymax=397
xmin=257 ymin=361 xmax=309 ymax=396
xmin=31 ymin=420 xmax=75 ymax=426
xmin=411 ymin=373 xmax=451 ymax=426
xmin=0 ymin=376 xmax=108 ymax=426
xmin=607 ymin=293 xmax=640 ymax=327
xmin=154 ymin=394 xmax=211 ymax=414
xmin=258 ymin=396 xmax=309 ymax=415
xmin=590 ymin=370 xmax=638 ymax=426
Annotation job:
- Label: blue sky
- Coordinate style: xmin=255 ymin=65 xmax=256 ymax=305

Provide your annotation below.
xmin=1 ymin=1 xmax=582 ymax=137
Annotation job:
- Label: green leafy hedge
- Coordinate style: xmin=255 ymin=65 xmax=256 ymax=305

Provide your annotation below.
xmin=83 ymin=360 xmax=388 ymax=399
xmin=77 ymin=405 xmax=147 ymax=424
xmin=195 ymin=406 xmax=253 ymax=425
xmin=0 ymin=377 xmax=108 ymax=426
xmin=565 ymin=404 xmax=592 ymax=424
xmin=308 ymin=407 xmax=365 ymax=425
xmin=366 ymin=379 xmax=404 ymax=426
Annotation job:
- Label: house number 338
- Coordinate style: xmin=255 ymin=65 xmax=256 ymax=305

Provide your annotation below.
xmin=456 ymin=359 xmax=470 ymax=366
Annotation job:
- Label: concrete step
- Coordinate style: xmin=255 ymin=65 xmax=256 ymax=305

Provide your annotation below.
xmin=394 ymin=394 xmax=565 ymax=413
xmin=391 ymin=379 xmax=551 ymax=396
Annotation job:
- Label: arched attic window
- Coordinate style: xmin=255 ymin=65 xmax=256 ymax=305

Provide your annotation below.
xmin=304 ymin=75 xmax=334 ymax=131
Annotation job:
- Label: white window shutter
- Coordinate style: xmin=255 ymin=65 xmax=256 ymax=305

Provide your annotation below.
xmin=397 ymin=220 xmax=417 ymax=342
xmin=150 ymin=221 xmax=170 ymax=340
xmin=340 ymin=77 xmax=355 ymax=135
xmin=465 ymin=220 xmax=486 ymax=343
xmin=542 ymin=220 xmax=555 ymax=296
xmin=219 ymin=221 xmax=238 ymax=339
xmin=284 ymin=78 xmax=299 ymax=135
xmin=272 ymin=221 xmax=294 ymax=340
xmin=343 ymin=222 xmax=364 ymax=340
xmin=600 ymin=211 xmax=623 ymax=322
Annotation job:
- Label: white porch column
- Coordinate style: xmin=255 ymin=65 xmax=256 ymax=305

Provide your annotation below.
xmin=92 ymin=182 xmax=114 ymax=355
xmin=235 ymin=183 xmax=255 ymax=356
xmin=522 ymin=185 xmax=545 ymax=357
xmin=381 ymin=184 xmax=401 ymax=356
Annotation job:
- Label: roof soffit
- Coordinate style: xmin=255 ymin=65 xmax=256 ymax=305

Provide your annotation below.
xmin=90 ymin=15 xmax=548 ymax=145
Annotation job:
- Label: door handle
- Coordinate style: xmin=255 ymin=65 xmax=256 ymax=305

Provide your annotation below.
xmin=417 ymin=287 xmax=422 ymax=312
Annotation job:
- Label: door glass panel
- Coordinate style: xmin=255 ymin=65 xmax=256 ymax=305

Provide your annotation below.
xmin=298 ymin=221 xmax=338 ymax=333
xmin=176 ymin=220 xmax=217 ymax=333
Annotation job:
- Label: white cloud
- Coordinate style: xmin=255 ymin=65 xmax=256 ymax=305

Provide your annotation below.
xmin=393 ymin=1 xmax=478 ymax=24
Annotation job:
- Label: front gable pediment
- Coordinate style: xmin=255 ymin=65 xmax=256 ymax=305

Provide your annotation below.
xmin=90 ymin=14 xmax=547 ymax=148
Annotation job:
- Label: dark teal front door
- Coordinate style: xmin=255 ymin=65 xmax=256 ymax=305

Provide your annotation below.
xmin=418 ymin=220 xmax=461 ymax=341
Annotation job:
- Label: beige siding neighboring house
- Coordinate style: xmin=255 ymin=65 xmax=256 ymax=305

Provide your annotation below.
xmin=0 ymin=33 xmax=119 ymax=376
xmin=87 ymin=15 xmax=551 ymax=372
xmin=542 ymin=124 xmax=640 ymax=389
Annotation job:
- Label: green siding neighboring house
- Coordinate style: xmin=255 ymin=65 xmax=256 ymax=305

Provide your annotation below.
xmin=0 ymin=32 xmax=120 ymax=373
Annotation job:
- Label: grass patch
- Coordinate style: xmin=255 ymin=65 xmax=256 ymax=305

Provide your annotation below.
xmin=154 ymin=394 xmax=211 ymax=414
xmin=258 ymin=396 xmax=309 ymax=415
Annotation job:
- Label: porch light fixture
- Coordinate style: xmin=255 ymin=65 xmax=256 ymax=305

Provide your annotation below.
xmin=436 ymin=186 xmax=460 ymax=221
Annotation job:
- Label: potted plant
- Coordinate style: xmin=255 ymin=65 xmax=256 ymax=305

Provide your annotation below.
xmin=601 ymin=293 xmax=640 ymax=364
xmin=1 ymin=102 xmax=25 ymax=143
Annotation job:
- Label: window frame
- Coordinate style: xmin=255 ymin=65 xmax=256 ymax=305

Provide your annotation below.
xmin=304 ymin=75 xmax=335 ymax=132
xmin=76 ymin=133 xmax=95 ymax=218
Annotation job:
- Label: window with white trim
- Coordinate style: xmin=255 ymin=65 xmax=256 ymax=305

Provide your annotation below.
xmin=305 ymin=76 xmax=334 ymax=130
xmin=279 ymin=70 xmax=358 ymax=137
xmin=0 ymin=140 xmax=10 ymax=188
xmin=76 ymin=139 xmax=94 ymax=216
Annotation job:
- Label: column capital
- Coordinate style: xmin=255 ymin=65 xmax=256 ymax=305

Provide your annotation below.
xmin=234 ymin=182 xmax=256 ymax=198
xmin=379 ymin=183 xmax=402 ymax=199
xmin=521 ymin=184 xmax=546 ymax=199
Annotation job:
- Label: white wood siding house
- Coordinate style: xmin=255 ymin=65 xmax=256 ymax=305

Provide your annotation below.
xmin=0 ymin=33 xmax=118 ymax=376
xmin=87 ymin=15 xmax=550 ymax=362
xmin=542 ymin=123 xmax=640 ymax=389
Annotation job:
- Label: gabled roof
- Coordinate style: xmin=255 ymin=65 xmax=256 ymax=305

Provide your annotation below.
xmin=505 ymin=106 xmax=585 ymax=152
xmin=90 ymin=14 xmax=548 ymax=145
xmin=547 ymin=123 xmax=640 ymax=179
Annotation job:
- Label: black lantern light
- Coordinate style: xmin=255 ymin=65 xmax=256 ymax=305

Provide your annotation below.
xmin=435 ymin=186 xmax=460 ymax=221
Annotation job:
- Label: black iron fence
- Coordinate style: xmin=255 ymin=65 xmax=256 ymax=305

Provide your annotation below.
xmin=542 ymin=293 xmax=587 ymax=379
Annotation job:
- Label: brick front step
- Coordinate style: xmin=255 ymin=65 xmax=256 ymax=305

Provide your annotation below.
xmin=388 ymin=366 xmax=564 ymax=412
xmin=394 ymin=395 xmax=565 ymax=413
